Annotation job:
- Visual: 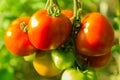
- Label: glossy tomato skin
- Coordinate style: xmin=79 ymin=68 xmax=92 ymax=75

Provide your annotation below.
xmin=28 ymin=10 xmax=72 ymax=50
xmin=76 ymin=12 xmax=114 ymax=56
xmin=4 ymin=17 xmax=36 ymax=56
xmin=33 ymin=51 xmax=61 ymax=77
xmin=51 ymin=49 xmax=75 ymax=70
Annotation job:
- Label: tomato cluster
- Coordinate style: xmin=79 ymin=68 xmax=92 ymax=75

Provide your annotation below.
xmin=4 ymin=1 xmax=114 ymax=80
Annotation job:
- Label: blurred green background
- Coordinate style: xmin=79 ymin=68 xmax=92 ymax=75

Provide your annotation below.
xmin=0 ymin=0 xmax=120 ymax=80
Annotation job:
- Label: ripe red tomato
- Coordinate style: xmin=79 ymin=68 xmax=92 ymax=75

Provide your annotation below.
xmin=76 ymin=12 xmax=114 ymax=56
xmin=80 ymin=52 xmax=112 ymax=69
xmin=4 ymin=17 xmax=36 ymax=56
xmin=87 ymin=52 xmax=112 ymax=69
xmin=28 ymin=10 xmax=72 ymax=50
xmin=61 ymin=10 xmax=73 ymax=18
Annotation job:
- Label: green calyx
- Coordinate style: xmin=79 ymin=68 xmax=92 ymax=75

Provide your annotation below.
xmin=20 ymin=22 xmax=28 ymax=33
xmin=46 ymin=0 xmax=61 ymax=17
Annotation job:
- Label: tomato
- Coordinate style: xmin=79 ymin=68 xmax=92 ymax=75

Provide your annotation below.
xmin=61 ymin=10 xmax=73 ymax=18
xmin=88 ymin=52 xmax=112 ymax=69
xmin=28 ymin=10 xmax=72 ymax=50
xmin=4 ymin=17 xmax=36 ymax=56
xmin=84 ymin=67 xmax=97 ymax=80
xmin=80 ymin=52 xmax=112 ymax=69
xmin=61 ymin=10 xmax=73 ymax=23
xmin=61 ymin=68 xmax=87 ymax=80
xmin=51 ymin=49 xmax=75 ymax=70
xmin=76 ymin=12 xmax=114 ymax=56
xmin=23 ymin=52 xmax=36 ymax=62
xmin=33 ymin=51 xmax=61 ymax=77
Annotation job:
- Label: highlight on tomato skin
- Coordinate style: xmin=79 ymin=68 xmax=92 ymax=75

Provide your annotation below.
xmin=61 ymin=68 xmax=87 ymax=80
xmin=28 ymin=9 xmax=72 ymax=50
xmin=4 ymin=17 xmax=36 ymax=56
xmin=51 ymin=49 xmax=75 ymax=70
xmin=76 ymin=12 xmax=115 ymax=56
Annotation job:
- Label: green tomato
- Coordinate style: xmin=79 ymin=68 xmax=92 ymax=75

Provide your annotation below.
xmin=61 ymin=68 xmax=87 ymax=80
xmin=24 ymin=52 xmax=36 ymax=62
xmin=84 ymin=67 xmax=97 ymax=80
xmin=51 ymin=49 xmax=75 ymax=70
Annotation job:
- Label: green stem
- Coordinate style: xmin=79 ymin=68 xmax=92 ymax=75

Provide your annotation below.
xmin=72 ymin=0 xmax=82 ymax=38
xmin=47 ymin=0 xmax=61 ymax=17
xmin=72 ymin=0 xmax=88 ymax=71
xmin=44 ymin=0 xmax=50 ymax=9
xmin=116 ymin=0 xmax=120 ymax=16
xmin=73 ymin=0 xmax=82 ymax=20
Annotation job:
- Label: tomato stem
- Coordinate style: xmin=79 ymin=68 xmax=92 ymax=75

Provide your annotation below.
xmin=71 ymin=0 xmax=82 ymax=38
xmin=73 ymin=0 xmax=82 ymax=20
xmin=47 ymin=0 xmax=61 ymax=17
xmin=72 ymin=0 xmax=89 ymax=70
xmin=44 ymin=0 xmax=50 ymax=9
xmin=74 ymin=55 xmax=88 ymax=71
xmin=116 ymin=0 xmax=120 ymax=16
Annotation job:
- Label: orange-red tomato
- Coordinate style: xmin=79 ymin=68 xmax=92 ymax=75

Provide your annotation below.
xmin=28 ymin=10 xmax=72 ymax=50
xmin=61 ymin=10 xmax=73 ymax=18
xmin=4 ymin=17 xmax=36 ymax=56
xmin=76 ymin=12 xmax=114 ymax=56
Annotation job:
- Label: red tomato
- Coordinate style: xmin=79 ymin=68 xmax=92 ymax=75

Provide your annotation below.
xmin=88 ymin=52 xmax=111 ymax=69
xmin=61 ymin=10 xmax=73 ymax=18
xmin=28 ymin=10 xmax=72 ymax=50
xmin=76 ymin=12 xmax=114 ymax=56
xmin=4 ymin=17 xmax=36 ymax=56
xmin=79 ymin=52 xmax=112 ymax=69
